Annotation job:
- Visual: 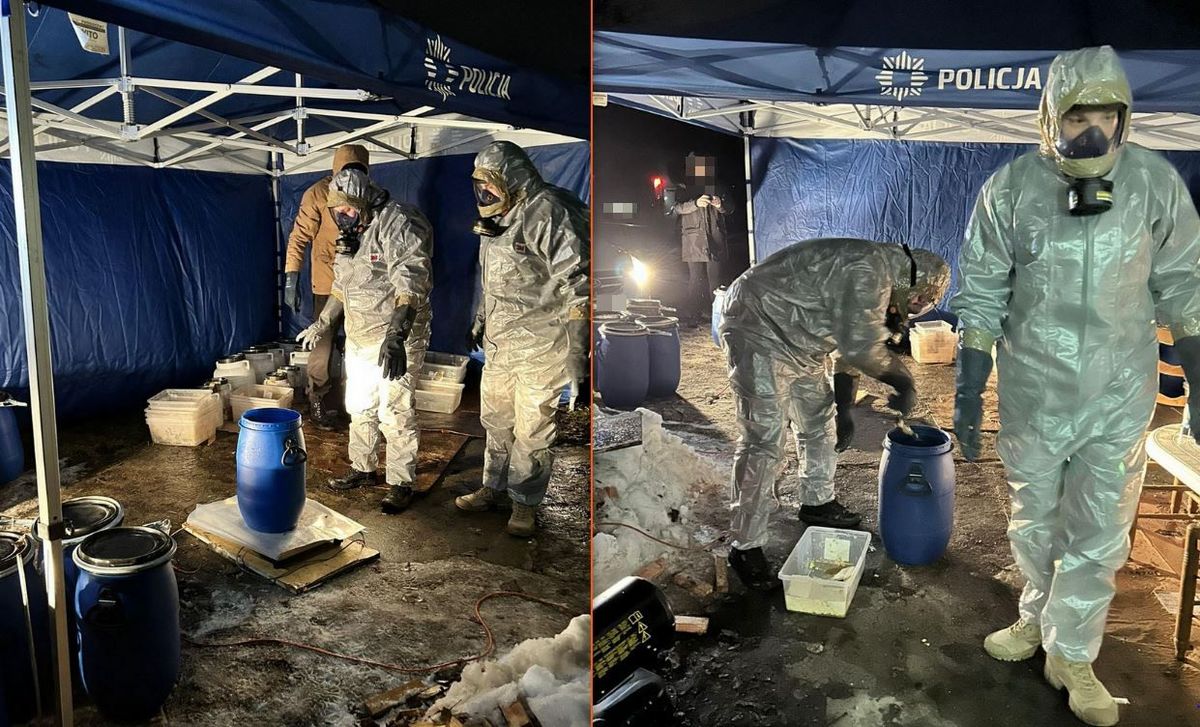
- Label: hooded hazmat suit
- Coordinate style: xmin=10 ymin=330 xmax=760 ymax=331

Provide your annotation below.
xmin=720 ymin=238 xmax=950 ymax=549
xmin=328 ymin=169 xmax=434 ymax=486
xmin=951 ymin=46 xmax=1200 ymax=663
xmin=471 ymin=142 xmax=590 ymax=507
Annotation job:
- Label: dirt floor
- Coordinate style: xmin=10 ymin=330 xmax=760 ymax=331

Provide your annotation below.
xmin=595 ymin=325 xmax=1200 ymax=727
xmin=1 ymin=384 xmax=590 ymax=726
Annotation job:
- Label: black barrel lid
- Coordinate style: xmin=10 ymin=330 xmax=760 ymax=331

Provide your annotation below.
xmin=61 ymin=497 xmax=123 ymax=540
xmin=76 ymin=526 xmax=174 ymax=572
xmin=217 ymin=353 xmax=246 ymax=363
xmin=244 ymin=345 xmax=270 ymax=354
xmin=0 ymin=531 xmax=31 ymax=573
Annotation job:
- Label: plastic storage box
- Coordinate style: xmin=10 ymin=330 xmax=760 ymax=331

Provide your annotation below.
xmin=420 ymin=351 xmax=470 ymax=383
xmin=229 ymin=384 xmax=294 ymax=423
xmin=414 ymin=379 xmax=465 ymax=413
xmin=145 ymin=390 xmax=220 ymax=446
xmin=910 ymin=320 xmax=957 ymax=365
xmin=777 ymin=526 xmax=872 ymax=617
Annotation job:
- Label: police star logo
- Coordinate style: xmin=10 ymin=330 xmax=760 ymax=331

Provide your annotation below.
xmin=876 ymin=51 xmax=928 ymax=102
xmin=424 ymin=35 xmax=459 ymax=102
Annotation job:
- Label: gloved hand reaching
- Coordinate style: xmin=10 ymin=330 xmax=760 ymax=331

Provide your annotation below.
xmin=284 ymin=271 xmax=301 ymax=313
xmin=877 ymin=368 xmax=917 ymax=418
xmin=297 ymin=297 xmax=342 ymax=351
xmin=379 ymin=304 xmax=416 ymax=380
xmin=833 ymin=373 xmax=859 ymax=452
xmin=1174 ymin=335 xmax=1200 ymax=445
xmin=954 ymin=346 xmax=994 ymax=460
xmin=566 ymin=353 xmax=589 ymax=410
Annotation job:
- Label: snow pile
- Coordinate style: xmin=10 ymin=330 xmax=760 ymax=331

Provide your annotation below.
xmin=593 ymin=409 xmax=725 ymax=593
xmin=428 ymin=614 xmax=589 ymax=727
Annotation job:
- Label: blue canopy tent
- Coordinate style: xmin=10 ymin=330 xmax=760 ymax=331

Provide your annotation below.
xmin=595 ymin=5 xmax=1200 ymax=283
xmin=0 ymin=3 xmax=587 ymax=723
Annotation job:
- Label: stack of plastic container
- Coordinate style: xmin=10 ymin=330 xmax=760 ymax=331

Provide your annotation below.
xmin=415 ymin=351 xmax=468 ymax=413
xmin=145 ymin=390 xmax=220 ymax=446
xmin=909 ymin=321 xmax=958 ymax=365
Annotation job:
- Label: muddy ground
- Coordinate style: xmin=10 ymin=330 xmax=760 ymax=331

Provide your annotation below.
xmin=1 ymin=385 xmax=590 ymax=726
xmin=596 ymin=325 xmax=1200 ymax=727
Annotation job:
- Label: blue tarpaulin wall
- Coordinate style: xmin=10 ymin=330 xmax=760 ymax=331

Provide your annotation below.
xmin=280 ymin=141 xmax=590 ymax=354
xmin=749 ymin=137 xmax=1200 ymax=299
xmin=0 ymin=164 xmax=276 ymax=419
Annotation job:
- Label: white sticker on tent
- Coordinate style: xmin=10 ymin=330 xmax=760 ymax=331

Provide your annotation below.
xmin=592 ymin=92 xmax=609 ymax=107
xmin=68 ymin=14 xmax=109 ymax=55
xmin=823 ymin=537 xmax=852 ymax=564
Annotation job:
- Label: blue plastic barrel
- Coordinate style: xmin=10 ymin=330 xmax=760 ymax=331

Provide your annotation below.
xmin=640 ymin=316 xmax=681 ymax=399
xmin=0 ymin=531 xmax=50 ymax=724
xmin=74 ymin=526 xmax=179 ymax=722
xmin=0 ymin=394 xmax=24 ymax=485
xmin=236 ymin=408 xmax=307 ymax=533
xmin=711 ymin=287 xmax=727 ymax=347
xmin=597 ymin=322 xmax=650 ymax=410
xmin=592 ymin=312 xmax=624 ymax=394
xmin=878 ymin=426 xmax=955 ymax=566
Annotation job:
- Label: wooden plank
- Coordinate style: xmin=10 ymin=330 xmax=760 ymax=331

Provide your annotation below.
xmin=362 ymin=679 xmax=426 ymax=718
xmin=412 ymin=432 xmax=470 ymax=493
xmin=183 ymin=522 xmax=378 ymax=593
xmin=674 ymin=615 xmax=710 ymax=635
xmin=634 ymin=558 xmax=667 ymax=581
xmin=713 ymin=553 xmax=729 ymax=593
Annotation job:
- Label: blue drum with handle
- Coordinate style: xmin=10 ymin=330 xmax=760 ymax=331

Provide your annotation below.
xmin=236 ymin=408 xmax=307 ymax=533
xmin=597 ymin=322 xmax=650 ymax=410
xmin=878 ymin=426 xmax=956 ymax=566
xmin=74 ymin=526 xmax=180 ymax=722
xmin=639 ymin=316 xmax=681 ymax=399
xmin=0 ymin=530 xmax=50 ymax=724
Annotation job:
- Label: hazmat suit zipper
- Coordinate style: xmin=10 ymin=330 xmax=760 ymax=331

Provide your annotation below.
xmin=1080 ymin=216 xmax=1094 ymax=406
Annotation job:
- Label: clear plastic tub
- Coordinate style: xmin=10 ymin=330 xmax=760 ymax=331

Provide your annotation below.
xmin=147 ymin=389 xmax=220 ymax=412
xmin=414 ymin=379 xmax=464 ymax=413
xmin=777 ymin=526 xmax=872 ymax=617
xmin=910 ymin=321 xmax=957 ymax=365
xmin=145 ymin=406 xmax=218 ymax=446
xmin=420 ymin=351 xmax=470 ymax=383
xmin=229 ymin=385 xmax=295 ymax=423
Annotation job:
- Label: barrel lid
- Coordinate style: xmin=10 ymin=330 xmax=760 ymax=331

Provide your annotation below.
xmin=600 ymin=321 xmax=648 ymax=337
xmin=282 ymin=365 xmax=299 ymax=372
xmin=75 ymin=526 xmax=175 ymax=574
xmin=244 ymin=345 xmax=271 ymax=354
xmin=33 ymin=496 xmax=124 ymax=545
xmin=627 ymin=298 xmax=660 ymax=306
xmin=637 ymin=316 xmax=679 ymax=330
xmin=206 ymin=377 xmax=229 ymax=386
xmin=218 ymin=353 xmax=246 ymax=363
xmin=0 ymin=531 xmax=33 ymax=576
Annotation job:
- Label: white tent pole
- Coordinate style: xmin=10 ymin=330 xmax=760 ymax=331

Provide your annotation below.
xmin=0 ymin=3 xmax=72 ymax=726
xmin=118 ymin=26 xmax=134 ymax=130
xmin=271 ymin=152 xmax=285 ymax=336
xmin=136 ymin=66 xmax=280 ymax=138
xmin=743 ymin=132 xmax=756 ymax=266
xmin=294 ymin=73 xmax=306 ymax=149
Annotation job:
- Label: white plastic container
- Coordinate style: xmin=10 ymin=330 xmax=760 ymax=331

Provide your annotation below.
xmin=289 ymin=351 xmax=311 ymax=390
xmin=777 ymin=526 xmax=872 ymax=618
xmin=243 ymin=348 xmax=276 ymax=384
xmin=414 ymin=379 xmax=465 ymax=413
xmin=910 ymin=320 xmax=957 ymax=365
xmin=145 ymin=408 xmax=218 ymax=446
xmin=265 ymin=344 xmax=287 ymax=371
xmin=229 ymin=384 xmax=294 ymax=423
xmin=421 ymin=351 xmax=470 ymax=383
xmin=214 ymin=356 xmax=255 ymax=393
xmin=147 ymin=389 xmax=219 ymax=412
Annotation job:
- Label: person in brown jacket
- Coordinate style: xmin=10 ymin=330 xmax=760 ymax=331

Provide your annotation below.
xmin=284 ymin=144 xmax=370 ymax=429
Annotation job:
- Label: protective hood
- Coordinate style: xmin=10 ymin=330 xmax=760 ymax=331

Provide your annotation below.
xmin=889 ymin=245 xmax=951 ymax=314
xmin=332 ymin=144 xmax=370 ymax=175
xmin=327 ymin=168 xmax=389 ymax=224
xmin=1038 ymin=46 xmax=1132 ymax=179
xmin=471 ymin=141 xmax=544 ymax=218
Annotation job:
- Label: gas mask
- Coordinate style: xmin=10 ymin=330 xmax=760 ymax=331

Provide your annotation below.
xmin=333 ymin=209 xmax=363 ymax=256
xmin=1054 ymin=104 xmax=1124 ymax=216
xmin=472 ymin=170 xmax=511 ymax=237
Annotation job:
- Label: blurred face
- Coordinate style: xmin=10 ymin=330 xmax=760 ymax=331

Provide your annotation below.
xmin=332 ymin=204 xmax=359 ymax=220
xmin=1060 ymin=105 xmax=1120 ymax=143
xmin=686 ymin=155 xmax=716 ymax=183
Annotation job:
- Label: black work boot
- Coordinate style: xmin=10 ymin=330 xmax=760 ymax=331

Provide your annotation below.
xmin=380 ymin=484 xmax=416 ymax=514
xmin=309 ymin=399 xmax=337 ymax=431
xmin=798 ymin=499 xmax=863 ymax=529
xmin=327 ymin=469 xmax=376 ymax=491
xmin=728 ymin=547 xmax=780 ymax=591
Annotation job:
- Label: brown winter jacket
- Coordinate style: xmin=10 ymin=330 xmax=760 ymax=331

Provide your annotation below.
xmin=284 ymin=145 xmax=370 ymax=295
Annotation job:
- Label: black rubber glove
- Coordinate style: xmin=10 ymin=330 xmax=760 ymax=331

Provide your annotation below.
xmin=379 ymin=304 xmax=415 ymax=380
xmin=284 ymin=272 xmax=301 ymax=313
xmin=877 ymin=368 xmax=917 ymax=418
xmin=1174 ymin=335 xmax=1200 ymax=445
xmin=468 ymin=317 xmax=485 ymax=352
xmin=833 ymin=373 xmax=859 ymax=452
xmin=954 ymin=346 xmax=994 ymax=460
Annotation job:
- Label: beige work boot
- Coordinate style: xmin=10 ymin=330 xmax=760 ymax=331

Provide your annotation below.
xmin=984 ymin=618 xmax=1042 ymax=661
xmin=455 ymin=486 xmax=503 ymax=512
xmin=506 ymin=503 xmax=537 ymax=537
xmin=1044 ymin=654 xmax=1119 ymax=726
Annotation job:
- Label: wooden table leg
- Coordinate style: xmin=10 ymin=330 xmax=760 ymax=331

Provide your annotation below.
xmin=1177 ymin=523 xmax=1200 ymax=661
xmin=1171 ymin=476 xmax=1184 ymax=515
